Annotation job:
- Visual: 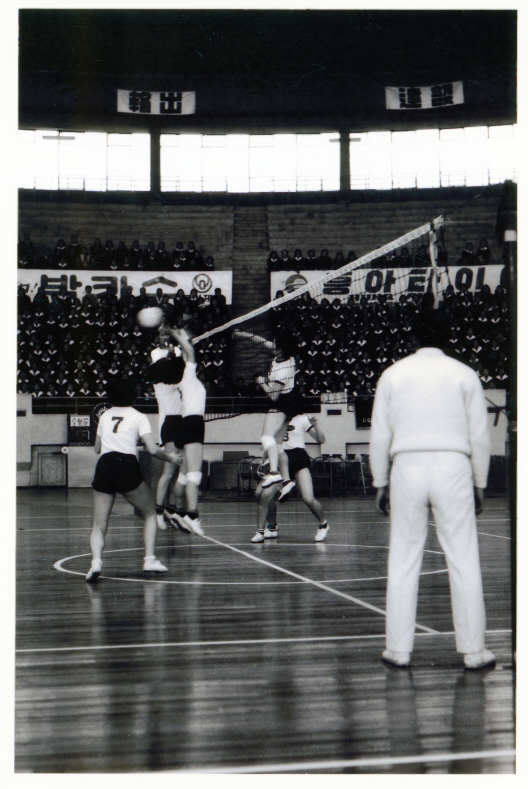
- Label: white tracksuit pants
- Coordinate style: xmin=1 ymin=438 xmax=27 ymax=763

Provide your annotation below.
xmin=386 ymin=451 xmax=486 ymax=655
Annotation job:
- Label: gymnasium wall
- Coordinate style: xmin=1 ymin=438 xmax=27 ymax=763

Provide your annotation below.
xmin=18 ymin=185 xmax=503 ymax=317
xmin=16 ymin=392 xmax=508 ymax=488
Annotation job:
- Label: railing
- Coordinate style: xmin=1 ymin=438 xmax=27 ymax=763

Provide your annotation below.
xmin=350 ymin=169 xmax=517 ymax=191
xmin=20 ymin=169 xmax=516 ymax=193
xmin=28 ymin=394 xmax=323 ymax=416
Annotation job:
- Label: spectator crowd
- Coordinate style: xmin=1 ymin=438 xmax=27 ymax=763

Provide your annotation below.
xmin=17 ymin=282 xmax=231 ymax=399
xmin=266 ymin=283 xmax=509 ymax=401
xmin=17 ymin=230 xmax=509 ymax=405
xmin=267 ymin=239 xmax=495 ymax=271
xmin=18 ymin=233 xmax=215 ymax=271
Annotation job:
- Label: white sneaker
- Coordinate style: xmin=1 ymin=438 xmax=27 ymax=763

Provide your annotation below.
xmin=464 ymin=648 xmax=496 ymax=670
xmin=251 ymin=531 xmax=265 ymax=543
xmin=261 ymin=471 xmax=283 ymax=488
xmin=166 ymin=508 xmax=191 ymax=534
xmin=314 ymin=523 xmax=329 ymax=542
xmin=263 ymin=526 xmax=278 ymax=539
xmin=382 ymin=649 xmax=411 ymax=668
xmin=278 ymin=480 xmax=296 ymax=501
xmin=85 ymin=559 xmax=102 ymax=583
xmin=143 ymin=556 xmax=168 ymax=573
xmin=183 ymin=514 xmax=204 ymax=536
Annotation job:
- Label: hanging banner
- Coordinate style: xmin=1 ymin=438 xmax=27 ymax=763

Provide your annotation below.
xmin=271 ymin=265 xmax=503 ymax=302
xmin=17 ymin=269 xmax=232 ymax=304
xmin=117 ymin=90 xmax=196 ymax=115
xmin=385 ymin=81 xmax=464 ymax=110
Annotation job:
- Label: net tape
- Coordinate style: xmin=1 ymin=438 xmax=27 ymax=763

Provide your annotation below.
xmin=193 ymin=215 xmax=444 ymax=345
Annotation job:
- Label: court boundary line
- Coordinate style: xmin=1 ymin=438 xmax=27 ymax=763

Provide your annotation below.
xmin=53 ymin=543 xmax=447 ymax=588
xmin=168 ymin=748 xmax=515 ymax=774
xmin=202 ymin=534 xmax=439 ymax=633
xmin=15 ymin=628 xmax=512 ymax=654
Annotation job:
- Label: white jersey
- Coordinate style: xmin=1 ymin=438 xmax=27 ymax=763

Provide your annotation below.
xmin=369 ymin=347 xmax=490 ymax=489
xmin=151 ymin=347 xmax=169 ymax=363
xmin=268 ymin=356 xmax=296 ymax=394
xmin=97 ymin=406 xmax=152 ymax=456
xmin=178 ymin=361 xmax=206 ymax=417
xmin=281 ymin=415 xmax=312 ymax=450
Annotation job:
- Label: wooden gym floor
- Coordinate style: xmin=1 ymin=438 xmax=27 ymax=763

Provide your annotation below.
xmin=15 ymin=488 xmax=514 ymax=774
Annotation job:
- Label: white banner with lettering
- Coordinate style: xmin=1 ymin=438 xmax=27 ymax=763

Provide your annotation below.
xmin=385 ymin=81 xmax=464 ymax=110
xmin=117 ymin=90 xmax=196 ymax=115
xmin=271 ymin=265 xmax=503 ymax=302
xmin=18 ymin=270 xmax=232 ymax=304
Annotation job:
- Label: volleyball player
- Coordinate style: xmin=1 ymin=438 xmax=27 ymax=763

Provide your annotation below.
xmin=250 ymin=459 xmax=282 ymax=542
xmin=86 ymin=379 xmax=182 ymax=582
xmin=280 ymin=414 xmax=330 ymax=541
xmin=250 ymin=415 xmax=329 ymax=543
xmin=147 ymin=325 xmax=187 ymax=531
xmin=164 ymin=326 xmax=207 ymax=536
xmin=233 ymin=330 xmax=299 ymax=488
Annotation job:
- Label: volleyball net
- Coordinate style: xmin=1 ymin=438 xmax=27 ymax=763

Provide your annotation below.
xmin=193 ymin=215 xmax=447 ymax=419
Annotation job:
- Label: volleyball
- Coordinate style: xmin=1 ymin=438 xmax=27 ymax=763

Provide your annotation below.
xmin=137 ymin=306 xmax=165 ymax=328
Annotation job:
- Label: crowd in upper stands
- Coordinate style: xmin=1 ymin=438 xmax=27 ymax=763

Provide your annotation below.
xmin=17 ymin=282 xmax=231 ymax=399
xmin=267 ymin=284 xmax=509 ymax=398
xmin=18 ymin=233 xmax=215 ymax=271
xmin=267 ymin=239 xmax=494 ymax=271
xmin=17 ymin=230 xmax=509 ymax=402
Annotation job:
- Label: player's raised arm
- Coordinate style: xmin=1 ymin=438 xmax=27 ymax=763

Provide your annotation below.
xmin=168 ymin=327 xmax=195 ymax=363
xmin=233 ymin=330 xmax=276 ymax=352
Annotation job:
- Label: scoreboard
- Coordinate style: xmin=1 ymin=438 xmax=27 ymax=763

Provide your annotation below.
xmin=67 ymin=414 xmax=92 ymax=446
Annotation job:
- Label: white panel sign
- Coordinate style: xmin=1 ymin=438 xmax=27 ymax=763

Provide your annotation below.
xmin=385 ymin=81 xmax=464 ymax=110
xmin=18 ymin=269 xmax=232 ymax=304
xmin=117 ymin=90 xmax=196 ymax=115
xmin=271 ymin=265 xmax=503 ymax=302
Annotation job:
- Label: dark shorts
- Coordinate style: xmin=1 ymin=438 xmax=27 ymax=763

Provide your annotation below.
xmin=284 ymin=447 xmax=311 ymax=476
xmin=268 ymin=390 xmax=300 ymax=421
xmin=160 ymin=414 xmax=184 ymax=449
xmin=92 ymin=451 xmax=144 ymax=495
xmin=180 ymin=414 xmax=205 ymax=446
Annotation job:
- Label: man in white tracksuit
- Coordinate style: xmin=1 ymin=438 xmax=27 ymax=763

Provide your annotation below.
xmin=369 ymin=309 xmax=496 ymax=670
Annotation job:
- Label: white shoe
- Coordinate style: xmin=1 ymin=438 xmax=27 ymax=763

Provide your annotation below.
xmin=464 ymin=648 xmax=496 ymax=670
xmin=143 ymin=556 xmax=168 ymax=573
xmin=85 ymin=559 xmax=102 ymax=583
xmin=166 ymin=508 xmax=191 ymax=534
xmin=314 ymin=523 xmax=329 ymax=542
xmin=251 ymin=531 xmax=265 ymax=543
xmin=278 ymin=480 xmax=296 ymax=501
xmin=382 ymin=649 xmax=411 ymax=668
xmin=261 ymin=471 xmax=283 ymax=488
xmin=263 ymin=526 xmax=278 ymax=539
xmin=183 ymin=514 xmax=204 ymax=536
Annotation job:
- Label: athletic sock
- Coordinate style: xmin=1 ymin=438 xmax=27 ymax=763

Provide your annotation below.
xmin=187 ymin=510 xmax=199 ymax=520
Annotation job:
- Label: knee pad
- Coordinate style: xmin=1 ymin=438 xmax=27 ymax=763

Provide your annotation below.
xmin=261 ymin=435 xmax=276 ymax=451
xmin=186 ymin=471 xmax=202 ymax=486
xmin=177 ymin=472 xmax=188 ymax=485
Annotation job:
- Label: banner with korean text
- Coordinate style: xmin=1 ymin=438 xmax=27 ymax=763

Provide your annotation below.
xmin=117 ymin=90 xmax=196 ymax=115
xmin=270 ymin=265 xmax=502 ymax=302
xmin=18 ymin=270 xmax=232 ymax=304
xmin=385 ymin=81 xmax=464 ymax=110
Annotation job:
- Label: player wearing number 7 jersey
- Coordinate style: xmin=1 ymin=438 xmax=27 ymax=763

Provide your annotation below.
xmin=86 ymin=380 xmax=182 ymax=582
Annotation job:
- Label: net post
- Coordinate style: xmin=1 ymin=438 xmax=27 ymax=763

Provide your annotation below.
xmin=428 ymin=223 xmax=439 ymax=308
xmin=428 ymin=216 xmax=444 ymax=309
